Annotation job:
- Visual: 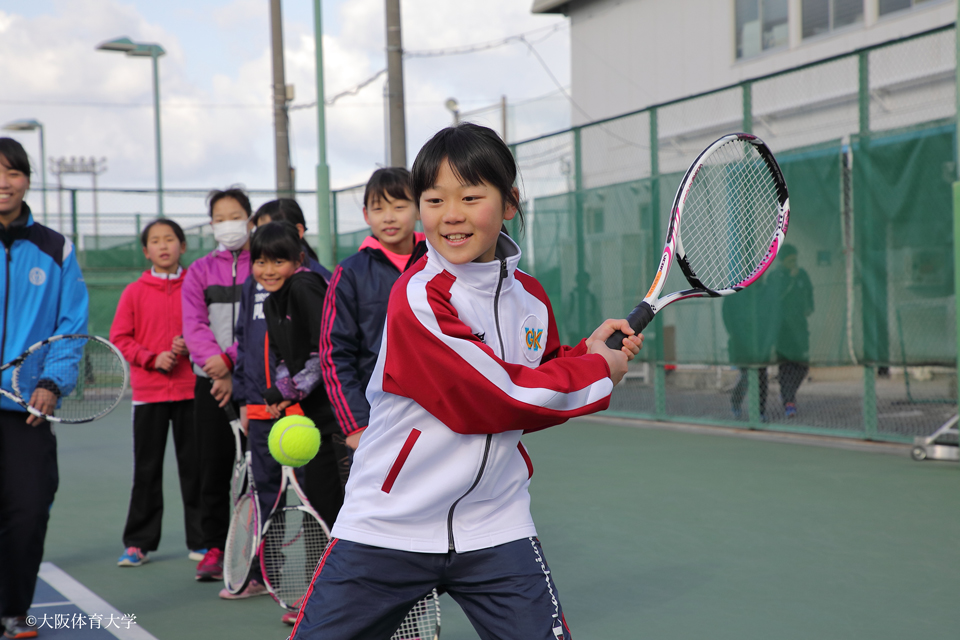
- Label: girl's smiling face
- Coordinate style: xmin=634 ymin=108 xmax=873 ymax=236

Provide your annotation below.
xmin=419 ymin=160 xmax=517 ymax=265
xmin=252 ymin=255 xmax=301 ymax=292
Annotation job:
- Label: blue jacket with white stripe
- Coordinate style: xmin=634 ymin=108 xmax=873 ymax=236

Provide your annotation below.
xmin=0 ymin=204 xmax=89 ymax=412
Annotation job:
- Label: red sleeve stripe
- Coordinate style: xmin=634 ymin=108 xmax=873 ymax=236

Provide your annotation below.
xmin=318 ymin=266 xmax=360 ymax=434
xmin=414 ymin=274 xmax=612 ymax=411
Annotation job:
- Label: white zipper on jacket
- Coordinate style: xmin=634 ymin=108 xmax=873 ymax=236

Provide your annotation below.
xmin=445 ymin=255 xmax=508 ymax=552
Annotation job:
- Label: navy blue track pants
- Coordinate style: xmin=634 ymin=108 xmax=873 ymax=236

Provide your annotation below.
xmin=290 ymin=537 xmax=572 ymax=640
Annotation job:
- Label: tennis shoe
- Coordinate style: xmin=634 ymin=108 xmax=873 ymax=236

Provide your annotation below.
xmin=784 ymin=402 xmax=797 ymax=418
xmin=218 ymin=579 xmax=268 ymax=600
xmin=281 ymin=611 xmax=298 ymax=626
xmin=117 ymin=547 xmax=148 ymax=567
xmin=195 ymin=548 xmax=224 ymax=581
xmin=188 ymin=548 xmax=208 ymax=562
xmin=1 ymin=616 xmax=38 ymax=639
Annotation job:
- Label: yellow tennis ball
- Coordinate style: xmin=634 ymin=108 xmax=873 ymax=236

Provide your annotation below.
xmin=268 ymin=415 xmax=321 ymax=468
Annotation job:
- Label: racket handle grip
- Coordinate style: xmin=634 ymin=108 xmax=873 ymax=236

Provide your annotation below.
xmin=604 ymin=301 xmax=655 ymax=350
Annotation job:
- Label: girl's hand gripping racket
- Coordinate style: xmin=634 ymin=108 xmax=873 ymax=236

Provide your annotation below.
xmin=606 ymin=133 xmax=790 ymax=349
xmin=1 ymin=334 xmax=128 ymax=423
xmin=224 ymin=404 xmax=247 ymax=505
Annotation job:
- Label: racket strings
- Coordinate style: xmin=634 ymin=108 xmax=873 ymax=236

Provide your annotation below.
xmin=680 ymin=140 xmax=782 ymax=290
xmin=391 ymin=590 xmax=441 ymax=640
xmin=14 ymin=337 xmax=126 ymax=421
xmin=261 ymin=507 xmax=330 ymax=609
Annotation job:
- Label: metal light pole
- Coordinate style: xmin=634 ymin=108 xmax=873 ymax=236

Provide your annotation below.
xmin=385 ymin=0 xmax=407 ymax=167
xmin=444 ymin=98 xmax=460 ymax=126
xmin=313 ymin=0 xmax=333 ymax=268
xmin=96 ymin=37 xmax=165 ymax=217
xmin=2 ymin=119 xmax=46 ymax=223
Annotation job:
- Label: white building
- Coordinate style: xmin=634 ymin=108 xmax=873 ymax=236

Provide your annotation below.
xmin=533 ymin=0 xmax=955 ymax=127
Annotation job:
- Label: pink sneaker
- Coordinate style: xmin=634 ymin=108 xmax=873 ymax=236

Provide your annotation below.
xmin=195 ymin=548 xmax=223 ymax=581
xmin=218 ymin=579 xmax=268 ymax=600
xmin=281 ymin=611 xmax=298 ymax=626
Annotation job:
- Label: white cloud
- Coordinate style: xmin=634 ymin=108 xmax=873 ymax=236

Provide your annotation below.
xmin=0 ymin=0 xmax=570 ymax=230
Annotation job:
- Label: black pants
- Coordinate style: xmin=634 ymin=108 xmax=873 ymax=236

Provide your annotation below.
xmin=732 ymin=367 xmax=769 ymax=415
xmin=0 ymin=411 xmax=58 ymax=618
xmin=778 ymin=362 xmax=809 ymax=405
xmin=195 ymin=377 xmax=240 ymax=551
xmin=122 ymin=401 xmax=202 ymax=552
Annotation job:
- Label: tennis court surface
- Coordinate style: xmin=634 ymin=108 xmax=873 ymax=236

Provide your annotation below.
xmin=44 ymin=401 xmax=958 ymax=639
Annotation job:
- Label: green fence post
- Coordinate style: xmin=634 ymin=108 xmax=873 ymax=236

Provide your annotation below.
xmin=70 ymin=189 xmax=78 ymax=250
xmin=864 ymin=366 xmax=878 ymax=439
xmin=858 ymin=51 xmax=870 ymax=135
xmin=573 ymin=126 xmax=588 ymax=340
xmin=742 ymin=81 xmax=753 ymax=134
xmin=649 ymin=108 xmax=666 ymax=418
xmin=747 ymin=368 xmax=761 ymax=427
xmin=331 ymin=189 xmax=339 ymax=265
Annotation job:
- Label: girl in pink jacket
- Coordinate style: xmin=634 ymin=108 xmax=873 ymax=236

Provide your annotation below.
xmin=111 ymin=219 xmax=200 ymax=568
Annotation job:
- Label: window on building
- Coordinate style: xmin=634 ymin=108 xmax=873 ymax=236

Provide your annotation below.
xmin=736 ymin=0 xmax=789 ymax=59
xmin=802 ymin=0 xmax=864 ymax=39
xmin=879 ymin=0 xmax=937 ymax=16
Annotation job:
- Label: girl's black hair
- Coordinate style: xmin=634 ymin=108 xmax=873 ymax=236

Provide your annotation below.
xmin=364 ymin=167 xmax=414 ymax=209
xmin=140 ymin=218 xmax=186 ymax=248
xmin=207 ymin=185 xmax=252 ymax=218
xmin=0 ymin=138 xmax=32 ymax=178
xmin=251 ymin=198 xmax=319 ymax=262
xmin=410 ymin=122 xmax=523 ymax=232
xmin=250 ymin=221 xmax=304 ymax=263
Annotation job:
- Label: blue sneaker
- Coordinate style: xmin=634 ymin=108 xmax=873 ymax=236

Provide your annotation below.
xmin=188 ymin=548 xmax=208 ymax=562
xmin=118 ymin=547 xmax=148 ymax=567
xmin=784 ymin=402 xmax=797 ymax=418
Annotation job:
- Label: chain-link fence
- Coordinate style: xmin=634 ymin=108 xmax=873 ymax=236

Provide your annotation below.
xmin=55 ymin=25 xmax=958 ymax=445
xmin=509 ymin=24 xmax=958 ymax=444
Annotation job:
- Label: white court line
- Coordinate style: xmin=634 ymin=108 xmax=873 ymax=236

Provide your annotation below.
xmin=30 ymin=601 xmax=73 ymax=608
xmin=37 ymin=563 xmax=159 ymax=640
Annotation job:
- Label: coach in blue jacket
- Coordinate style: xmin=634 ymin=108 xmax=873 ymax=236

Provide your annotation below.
xmin=0 ymin=138 xmax=88 ymax=639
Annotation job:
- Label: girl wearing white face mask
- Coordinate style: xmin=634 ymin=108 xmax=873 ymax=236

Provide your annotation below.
xmin=181 ymin=186 xmax=254 ymax=582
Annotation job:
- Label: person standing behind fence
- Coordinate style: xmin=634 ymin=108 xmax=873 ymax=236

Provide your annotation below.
xmin=181 ymin=187 xmax=251 ymax=582
xmin=319 ymin=168 xmax=426 ymax=471
xmin=723 ymin=276 xmax=775 ymax=421
xmin=111 ymin=219 xmax=201 ymax=569
xmin=769 ymin=244 xmax=814 ymax=418
xmin=0 ymin=137 xmax=89 ymax=640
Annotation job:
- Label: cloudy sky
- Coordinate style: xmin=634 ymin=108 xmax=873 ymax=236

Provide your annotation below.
xmin=0 ymin=0 xmax=570 ymax=205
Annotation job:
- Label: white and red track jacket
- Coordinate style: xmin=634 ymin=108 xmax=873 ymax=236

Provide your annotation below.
xmin=331 ymin=233 xmax=614 ymax=554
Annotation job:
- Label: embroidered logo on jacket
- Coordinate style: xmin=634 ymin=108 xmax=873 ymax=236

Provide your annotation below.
xmin=29 ymin=268 xmax=46 ymax=286
xmin=520 ymin=314 xmax=547 ymax=363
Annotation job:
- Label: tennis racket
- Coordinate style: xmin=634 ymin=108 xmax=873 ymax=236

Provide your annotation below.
xmin=605 ymin=133 xmax=789 ymax=349
xmin=259 ymin=465 xmax=331 ymax=611
xmin=1 ymin=334 xmax=127 ymax=423
xmin=224 ymin=404 xmax=247 ymax=505
xmin=223 ymin=450 xmax=260 ymax=594
xmin=391 ymin=590 xmax=441 ymax=640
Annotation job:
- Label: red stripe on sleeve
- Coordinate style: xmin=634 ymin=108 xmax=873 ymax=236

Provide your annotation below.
xmin=318 ymin=266 xmax=360 ymax=434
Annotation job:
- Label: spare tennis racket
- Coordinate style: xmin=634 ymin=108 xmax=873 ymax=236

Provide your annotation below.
xmin=391 ymin=590 xmax=441 ymax=640
xmin=259 ymin=465 xmax=331 ymax=611
xmin=223 ymin=450 xmax=260 ymax=594
xmin=224 ymin=404 xmax=247 ymax=505
xmin=606 ymin=133 xmax=789 ymax=349
xmin=1 ymin=334 xmax=128 ymax=423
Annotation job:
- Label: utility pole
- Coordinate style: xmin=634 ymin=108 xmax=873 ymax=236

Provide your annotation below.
xmin=385 ymin=0 xmax=407 ymax=167
xmin=270 ymin=0 xmax=293 ymax=196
